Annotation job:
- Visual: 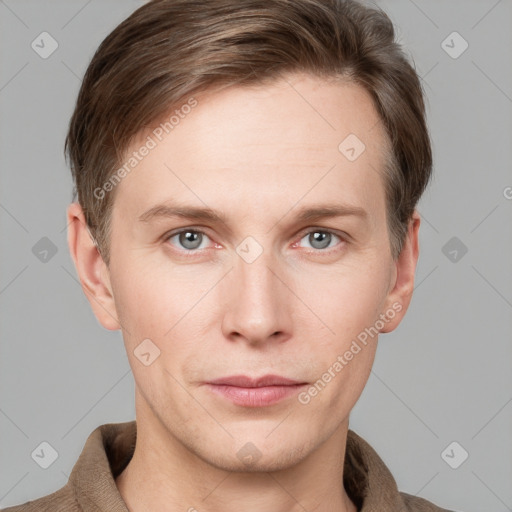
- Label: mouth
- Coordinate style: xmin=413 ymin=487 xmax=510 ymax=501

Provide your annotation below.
xmin=204 ymin=374 xmax=308 ymax=407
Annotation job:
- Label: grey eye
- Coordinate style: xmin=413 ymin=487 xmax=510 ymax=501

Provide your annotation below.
xmin=298 ymin=230 xmax=343 ymax=251
xmin=307 ymin=231 xmax=333 ymax=249
xmin=176 ymin=230 xmax=205 ymax=250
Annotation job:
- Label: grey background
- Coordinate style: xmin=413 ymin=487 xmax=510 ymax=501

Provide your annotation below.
xmin=0 ymin=0 xmax=511 ymax=510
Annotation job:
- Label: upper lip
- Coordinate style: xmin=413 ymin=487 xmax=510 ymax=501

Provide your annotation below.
xmin=207 ymin=374 xmax=306 ymax=388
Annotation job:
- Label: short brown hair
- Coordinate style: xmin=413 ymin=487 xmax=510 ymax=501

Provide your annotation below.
xmin=65 ymin=0 xmax=432 ymax=266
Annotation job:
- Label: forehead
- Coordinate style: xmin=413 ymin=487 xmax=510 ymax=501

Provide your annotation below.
xmin=114 ymin=73 xmax=389 ymax=223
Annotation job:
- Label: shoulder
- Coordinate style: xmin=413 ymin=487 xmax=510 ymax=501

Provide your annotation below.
xmin=400 ymin=491 xmax=459 ymax=512
xmin=1 ymin=484 xmax=81 ymax=511
xmin=345 ymin=429 xmax=461 ymax=512
xmin=1 ymin=421 xmax=134 ymax=512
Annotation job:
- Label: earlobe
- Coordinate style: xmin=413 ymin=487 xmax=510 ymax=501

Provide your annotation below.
xmin=379 ymin=211 xmax=421 ymax=334
xmin=66 ymin=202 xmax=120 ymax=331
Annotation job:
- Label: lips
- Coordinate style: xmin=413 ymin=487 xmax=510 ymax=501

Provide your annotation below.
xmin=204 ymin=374 xmax=308 ymax=407
xmin=206 ymin=374 xmax=306 ymax=387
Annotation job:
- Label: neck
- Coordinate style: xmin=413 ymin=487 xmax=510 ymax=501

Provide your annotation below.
xmin=115 ymin=397 xmax=358 ymax=512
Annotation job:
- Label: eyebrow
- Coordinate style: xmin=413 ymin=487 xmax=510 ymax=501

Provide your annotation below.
xmin=138 ymin=202 xmax=368 ymax=225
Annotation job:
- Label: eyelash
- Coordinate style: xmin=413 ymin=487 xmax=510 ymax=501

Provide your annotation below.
xmin=163 ymin=227 xmax=347 ymax=257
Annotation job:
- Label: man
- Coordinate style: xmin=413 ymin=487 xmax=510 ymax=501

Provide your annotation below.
xmin=3 ymin=0 xmax=458 ymax=510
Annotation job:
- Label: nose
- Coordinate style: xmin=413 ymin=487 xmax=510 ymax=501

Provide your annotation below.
xmin=221 ymin=247 xmax=292 ymax=346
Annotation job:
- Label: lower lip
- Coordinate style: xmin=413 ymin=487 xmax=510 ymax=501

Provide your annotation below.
xmin=206 ymin=384 xmax=307 ymax=407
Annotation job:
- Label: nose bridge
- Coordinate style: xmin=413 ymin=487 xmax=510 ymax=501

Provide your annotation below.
xmin=222 ymin=239 xmax=290 ymax=343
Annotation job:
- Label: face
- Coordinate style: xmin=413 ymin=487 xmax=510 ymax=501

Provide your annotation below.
xmin=69 ymin=72 xmax=419 ymax=472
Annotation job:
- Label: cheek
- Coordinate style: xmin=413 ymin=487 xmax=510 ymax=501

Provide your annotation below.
xmin=111 ymin=246 xmax=391 ymax=343
xmin=110 ymin=254 xmax=221 ymax=349
xmin=300 ymin=257 xmax=392 ymax=342
xmin=297 ymin=268 xmax=386 ymax=411
xmin=294 ymin=257 xmax=390 ymax=395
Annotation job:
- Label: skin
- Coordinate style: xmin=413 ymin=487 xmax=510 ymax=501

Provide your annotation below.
xmin=67 ymin=72 xmax=420 ymax=512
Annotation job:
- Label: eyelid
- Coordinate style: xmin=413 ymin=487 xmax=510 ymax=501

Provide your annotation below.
xmin=295 ymin=226 xmax=348 ymax=240
xmin=163 ymin=225 xmax=213 ymax=239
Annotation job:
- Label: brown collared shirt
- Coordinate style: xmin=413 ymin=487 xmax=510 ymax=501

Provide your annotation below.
xmin=2 ymin=421 xmax=456 ymax=511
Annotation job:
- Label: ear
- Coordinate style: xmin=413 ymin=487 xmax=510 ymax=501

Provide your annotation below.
xmin=379 ymin=210 xmax=420 ymax=333
xmin=66 ymin=202 xmax=120 ymax=330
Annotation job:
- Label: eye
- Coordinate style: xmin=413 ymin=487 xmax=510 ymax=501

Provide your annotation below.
xmin=166 ymin=229 xmax=212 ymax=251
xmin=295 ymin=229 xmax=344 ymax=251
xmin=164 ymin=227 xmax=345 ymax=256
